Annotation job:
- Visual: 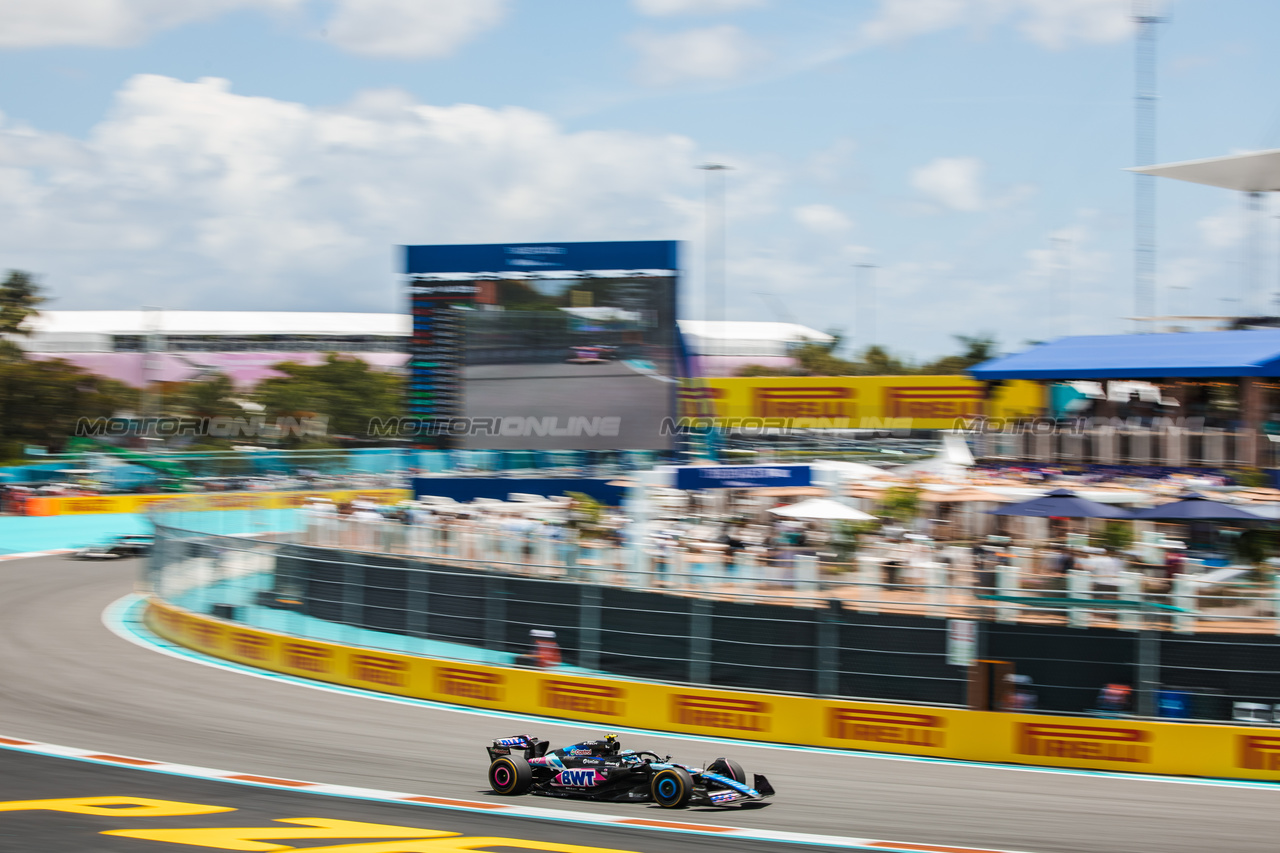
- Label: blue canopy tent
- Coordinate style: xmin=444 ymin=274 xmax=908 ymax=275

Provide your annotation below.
xmin=1131 ymin=493 xmax=1266 ymax=522
xmin=989 ymin=488 xmax=1134 ymax=519
xmin=969 ymin=329 xmax=1280 ymax=380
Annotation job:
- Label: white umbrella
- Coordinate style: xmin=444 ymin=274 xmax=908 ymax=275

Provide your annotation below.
xmin=768 ymin=498 xmax=876 ymax=521
xmin=814 ymin=460 xmax=890 ymax=480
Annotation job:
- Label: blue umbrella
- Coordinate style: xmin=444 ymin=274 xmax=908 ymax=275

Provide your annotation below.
xmin=1131 ymin=492 xmax=1265 ymax=522
xmin=989 ymin=488 xmax=1134 ymax=519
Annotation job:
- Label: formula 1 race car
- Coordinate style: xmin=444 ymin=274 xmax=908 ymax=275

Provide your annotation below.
xmin=565 ymin=345 xmax=619 ymax=364
xmin=485 ymin=733 xmax=774 ymax=809
xmin=71 ymin=533 xmax=155 ymax=559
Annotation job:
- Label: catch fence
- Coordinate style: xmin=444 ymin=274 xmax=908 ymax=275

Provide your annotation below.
xmin=144 ymin=518 xmax=1280 ymax=724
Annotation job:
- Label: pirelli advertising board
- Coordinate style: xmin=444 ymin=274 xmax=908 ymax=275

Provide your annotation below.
xmin=678 ymin=376 xmax=1043 ymax=430
xmin=21 ymin=488 xmax=411 ymax=517
xmin=148 ymin=597 xmax=1280 ymax=783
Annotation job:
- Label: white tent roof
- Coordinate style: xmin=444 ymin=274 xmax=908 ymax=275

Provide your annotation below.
xmin=24 ymin=311 xmax=408 ymax=336
xmin=677 ymin=320 xmax=833 ymax=344
xmin=1129 ymin=149 xmax=1280 ymax=192
xmin=768 ymin=498 xmax=876 ymax=521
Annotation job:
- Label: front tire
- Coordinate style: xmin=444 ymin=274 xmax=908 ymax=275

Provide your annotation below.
xmin=488 ymin=755 xmax=533 ymax=795
xmin=651 ymin=767 xmax=693 ymax=808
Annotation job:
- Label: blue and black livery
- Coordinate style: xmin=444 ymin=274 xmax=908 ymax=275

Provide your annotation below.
xmin=485 ymin=732 xmax=775 ymax=809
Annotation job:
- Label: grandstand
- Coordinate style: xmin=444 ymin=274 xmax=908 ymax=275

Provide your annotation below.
xmin=15 ymin=310 xmax=408 ymax=388
xmin=11 ymin=311 xmax=830 ymax=387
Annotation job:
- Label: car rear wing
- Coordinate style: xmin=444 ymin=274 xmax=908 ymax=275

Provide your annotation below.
xmin=486 ymin=735 xmax=550 ymax=763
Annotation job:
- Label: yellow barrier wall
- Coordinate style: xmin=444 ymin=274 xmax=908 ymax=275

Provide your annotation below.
xmin=678 ymin=376 xmax=1043 ymax=430
xmin=24 ymin=489 xmax=411 ymax=517
xmin=146 ymin=598 xmax=1280 ymax=783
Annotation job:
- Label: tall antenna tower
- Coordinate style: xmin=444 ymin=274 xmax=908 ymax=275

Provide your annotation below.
xmin=1133 ymin=1 xmax=1161 ymax=331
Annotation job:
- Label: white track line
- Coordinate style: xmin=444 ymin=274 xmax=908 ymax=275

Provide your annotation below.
xmin=0 ymin=733 xmax=1030 ymax=853
xmin=0 ymin=548 xmax=74 ymax=560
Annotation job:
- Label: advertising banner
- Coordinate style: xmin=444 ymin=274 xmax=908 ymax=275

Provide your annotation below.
xmin=673 ymin=464 xmax=811 ymax=490
xmin=404 ymin=241 xmax=678 ymax=275
xmin=23 ymin=488 xmax=411 ymax=517
xmin=678 ymin=376 xmax=1044 ymax=430
xmin=146 ymin=596 xmax=1280 ymax=784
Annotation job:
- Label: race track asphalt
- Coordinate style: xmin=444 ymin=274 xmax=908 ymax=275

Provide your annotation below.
xmin=0 ymin=555 xmax=1277 ymax=853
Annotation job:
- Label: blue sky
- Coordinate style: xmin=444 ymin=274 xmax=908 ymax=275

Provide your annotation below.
xmin=0 ymin=0 xmax=1277 ymax=359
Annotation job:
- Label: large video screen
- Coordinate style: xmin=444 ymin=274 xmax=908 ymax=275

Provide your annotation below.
xmin=462 ymin=275 xmax=678 ymax=450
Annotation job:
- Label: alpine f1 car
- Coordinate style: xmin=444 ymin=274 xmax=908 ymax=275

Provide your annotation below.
xmin=486 ymin=733 xmax=774 ymax=808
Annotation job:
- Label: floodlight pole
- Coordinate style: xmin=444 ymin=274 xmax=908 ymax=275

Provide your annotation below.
xmin=1133 ymin=3 xmax=1162 ymax=332
xmin=698 ymin=164 xmax=730 ymax=357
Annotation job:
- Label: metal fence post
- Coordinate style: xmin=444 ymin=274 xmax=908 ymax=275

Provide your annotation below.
xmin=795 ymin=553 xmax=819 ymax=593
xmin=580 ymin=584 xmax=602 ymax=671
xmin=689 ymin=598 xmax=712 ymax=685
xmin=670 ymin=548 xmax=687 ymax=588
xmin=734 ymin=551 xmax=756 ymax=588
xmin=1274 ymin=571 xmax=1280 ymax=637
xmin=817 ymin=599 xmax=840 ymax=697
xmin=996 ymin=564 xmax=1016 ymax=623
xmin=926 ymin=562 xmax=947 ymax=610
xmin=1172 ymin=574 xmax=1195 ymax=633
xmin=857 ymin=553 xmax=880 ymax=614
xmin=1118 ymin=572 xmax=1142 ymax=631
xmin=1067 ymin=569 xmax=1090 ymax=628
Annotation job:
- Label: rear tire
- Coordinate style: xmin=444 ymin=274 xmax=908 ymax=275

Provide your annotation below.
xmin=488 ymin=755 xmax=533 ymax=795
xmin=707 ymin=757 xmax=746 ymax=784
xmin=651 ymin=767 xmax=694 ymax=808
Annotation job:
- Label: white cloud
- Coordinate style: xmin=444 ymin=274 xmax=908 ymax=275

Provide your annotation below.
xmin=322 ymin=0 xmax=507 ymax=59
xmin=0 ymin=0 xmax=299 ymax=48
xmin=1197 ymin=206 xmax=1247 ymax=249
xmin=910 ymin=156 xmax=985 ymax=212
xmin=860 ymin=0 xmax=1131 ymax=50
xmin=793 ymin=203 xmax=854 ymax=235
xmin=0 ymin=0 xmax=506 ymax=59
xmin=629 ymin=25 xmax=762 ymax=86
xmin=0 ymin=74 xmax=712 ymax=311
xmin=632 ymin=0 xmax=765 ymax=15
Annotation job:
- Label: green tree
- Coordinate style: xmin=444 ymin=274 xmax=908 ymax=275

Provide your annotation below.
xmin=878 ymin=485 xmax=922 ymax=524
xmin=1099 ymin=520 xmax=1134 ymax=553
xmin=0 ymin=270 xmax=44 ymax=336
xmin=165 ymin=374 xmax=243 ymax=421
xmin=0 ymin=270 xmax=45 ymax=363
xmin=858 ymin=344 xmax=913 ymax=375
xmin=920 ymin=334 xmax=998 ymax=374
xmin=254 ymin=353 xmax=402 ymax=446
xmin=0 ymin=358 xmax=136 ymax=457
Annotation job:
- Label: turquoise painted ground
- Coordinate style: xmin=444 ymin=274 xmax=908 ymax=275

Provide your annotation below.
xmin=0 ymin=508 xmax=303 ymax=554
xmin=169 ymin=571 xmax=528 ymax=665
